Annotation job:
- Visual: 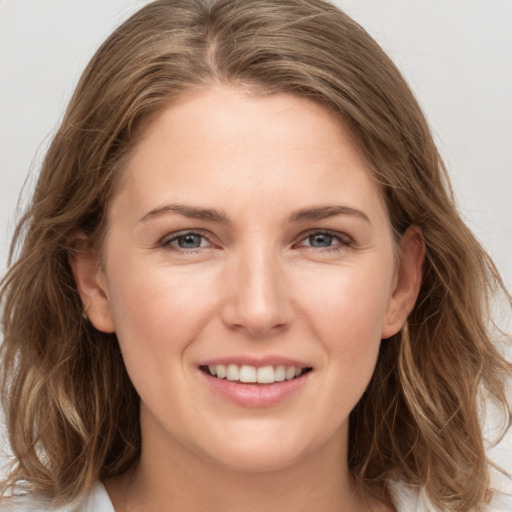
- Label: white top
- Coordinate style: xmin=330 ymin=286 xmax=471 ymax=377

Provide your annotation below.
xmin=1 ymin=481 xmax=511 ymax=511
xmin=0 ymin=483 xmax=113 ymax=512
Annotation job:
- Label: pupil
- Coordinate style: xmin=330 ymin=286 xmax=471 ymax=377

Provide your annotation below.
xmin=309 ymin=233 xmax=332 ymax=247
xmin=178 ymin=234 xmax=202 ymax=249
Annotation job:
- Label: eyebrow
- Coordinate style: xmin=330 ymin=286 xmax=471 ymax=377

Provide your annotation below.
xmin=139 ymin=204 xmax=230 ymax=224
xmin=138 ymin=203 xmax=370 ymax=225
xmin=289 ymin=205 xmax=371 ymax=224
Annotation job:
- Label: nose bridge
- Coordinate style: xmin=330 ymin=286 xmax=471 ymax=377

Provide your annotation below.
xmin=221 ymin=242 xmax=289 ymax=337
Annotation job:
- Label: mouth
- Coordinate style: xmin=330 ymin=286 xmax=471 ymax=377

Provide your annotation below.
xmin=199 ymin=364 xmax=313 ymax=384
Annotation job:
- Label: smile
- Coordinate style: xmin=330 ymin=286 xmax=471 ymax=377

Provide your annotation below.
xmin=199 ymin=362 xmax=312 ymax=408
xmin=200 ymin=364 xmax=312 ymax=384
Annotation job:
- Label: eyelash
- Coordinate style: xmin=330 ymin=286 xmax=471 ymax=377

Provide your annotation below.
xmin=296 ymin=229 xmax=352 ymax=253
xmin=161 ymin=230 xmax=213 ymax=253
xmin=160 ymin=229 xmax=353 ymax=254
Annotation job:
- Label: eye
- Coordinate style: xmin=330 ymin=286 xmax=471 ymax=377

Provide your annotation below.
xmin=296 ymin=230 xmax=351 ymax=251
xmin=162 ymin=231 xmax=211 ymax=251
xmin=306 ymin=233 xmax=334 ymax=248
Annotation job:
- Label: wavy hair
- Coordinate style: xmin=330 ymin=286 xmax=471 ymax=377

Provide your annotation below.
xmin=1 ymin=0 xmax=510 ymax=510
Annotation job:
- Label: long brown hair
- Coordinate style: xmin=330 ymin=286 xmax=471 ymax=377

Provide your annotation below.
xmin=1 ymin=0 xmax=510 ymax=510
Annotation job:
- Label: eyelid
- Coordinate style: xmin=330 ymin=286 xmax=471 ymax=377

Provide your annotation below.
xmin=160 ymin=229 xmax=214 ymax=250
xmin=158 ymin=228 xmax=353 ymax=252
xmin=294 ymin=229 xmax=353 ymax=249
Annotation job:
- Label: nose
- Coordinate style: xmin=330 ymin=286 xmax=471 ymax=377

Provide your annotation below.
xmin=220 ymin=247 xmax=291 ymax=338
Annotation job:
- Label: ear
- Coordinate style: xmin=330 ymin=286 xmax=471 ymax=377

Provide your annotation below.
xmin=381 ymin=226 xmax=425 ymax=339
xmin=68 ymin=232 xmax=116 ymax=333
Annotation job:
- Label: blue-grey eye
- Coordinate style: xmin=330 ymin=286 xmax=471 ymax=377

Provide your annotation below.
xmin=176 ymin=234 xmax=204 ymax=249
xmin=308 ymin=233 xmax=333 ymax=247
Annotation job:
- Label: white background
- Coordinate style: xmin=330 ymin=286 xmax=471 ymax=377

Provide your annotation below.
xmin=1 ymin=0 xmax=511 ymax=495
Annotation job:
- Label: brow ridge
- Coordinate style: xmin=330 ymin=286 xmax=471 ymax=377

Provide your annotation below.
xmin=289 ymin=205 xmax=370 ymax=224
xmin=139 ymin=203 xmax=370 ymax=225
xmin=139 ymin=204 xmax=230 ymax=224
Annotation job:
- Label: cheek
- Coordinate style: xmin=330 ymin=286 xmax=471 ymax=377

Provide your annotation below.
xmin=103 ymin=249 xmax=228 ymax=376
xmin=298 ymin=265 xmax=391 ymax=413
xmin=294 ymin=261 xmax=392 ymax=344
xmin=103 ymin=260 xmax=221 ymax=411
xmin=295 ymin=261 xmax=392 ymax=391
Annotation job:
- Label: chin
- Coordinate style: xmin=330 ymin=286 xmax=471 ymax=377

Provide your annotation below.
xmin=196 ymin=425 xmax=322 ymax=474
xmin=209 ymin=445 xmax=307 ymax=474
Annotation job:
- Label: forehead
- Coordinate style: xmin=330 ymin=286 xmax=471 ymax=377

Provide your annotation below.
xmin=111 ymin=84 xmax=388 ymax=225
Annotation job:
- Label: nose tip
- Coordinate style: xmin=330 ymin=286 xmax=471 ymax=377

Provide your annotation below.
xmin=220 ymin=255 xmax=291 ymax=338
xmin=224 ymin=310 xmax=286 ymax=339
xmin=224 ymin=298 xmax=287 ymax=338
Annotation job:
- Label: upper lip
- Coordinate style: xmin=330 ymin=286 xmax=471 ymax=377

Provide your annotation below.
xmin=198 ymin=355 xmax=312 ymax=368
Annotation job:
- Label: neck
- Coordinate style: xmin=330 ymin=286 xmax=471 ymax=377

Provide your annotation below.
xmin=105 ymin=413 xmax=389 ymax=512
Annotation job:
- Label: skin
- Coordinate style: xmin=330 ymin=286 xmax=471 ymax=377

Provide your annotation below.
xmin=72 ymin=84 xmax=424 ymax=512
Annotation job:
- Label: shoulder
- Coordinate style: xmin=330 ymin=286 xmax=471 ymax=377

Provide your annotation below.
xmin=388 ymin=480 xmax=435 ymax=512
xmin=487 ymin=490 xmax=512 ymax=511
xmin=0 ymin=482 xmax=114 ymax=512
xmin=388 ymin=480 xmax=512 ymax=512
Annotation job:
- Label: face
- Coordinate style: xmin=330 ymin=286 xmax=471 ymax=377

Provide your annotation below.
xmin=74 ymin=84 xmax=422 ymax=473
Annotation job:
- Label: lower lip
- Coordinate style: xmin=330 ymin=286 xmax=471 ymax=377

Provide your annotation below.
xmin=200 ymin=370 xmax=309 ymax=408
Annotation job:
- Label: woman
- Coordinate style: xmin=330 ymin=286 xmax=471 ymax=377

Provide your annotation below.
xmin=1 ymin=0 xmax=510 ymax=510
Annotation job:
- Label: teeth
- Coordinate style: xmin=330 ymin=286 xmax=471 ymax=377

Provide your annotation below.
xmin=226 ymin=364 xmax=239 ymax=381
xmin=216 ymin=364 xmax=227 ymax=379
xmin=256 ymin=365 xmax=274 ymax=384
xmin=274 ymin=365 xmax=286 ymax=382
xmin=205 ymin=364 xmax=308 ymax=384
xmin=239 ymin=365 xmax=256 ymax=382
xmin=285 ymin=366 xmax=296 ymax=380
